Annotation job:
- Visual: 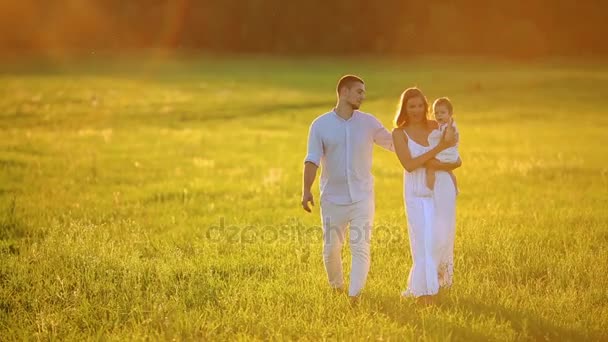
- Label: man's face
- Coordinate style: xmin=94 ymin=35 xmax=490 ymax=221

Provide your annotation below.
xmin=344 ymin=82 xmax=366 ymax=110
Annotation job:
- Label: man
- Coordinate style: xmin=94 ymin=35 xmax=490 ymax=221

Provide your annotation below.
xmin=301 ymin=75 xmax=394 ymax=299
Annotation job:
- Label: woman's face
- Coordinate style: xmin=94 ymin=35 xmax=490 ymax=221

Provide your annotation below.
xmin=406 ymin=96 xmax=426 ymax=123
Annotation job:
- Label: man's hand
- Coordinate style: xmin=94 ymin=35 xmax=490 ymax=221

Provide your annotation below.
xmin=302 ymin=162 xmax=318 ymax=213
xmin=301 ymin=190 xmax=315 ymax=213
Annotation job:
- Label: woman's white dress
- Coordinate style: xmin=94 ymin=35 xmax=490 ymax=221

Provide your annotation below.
xmin=402 ymin=129 xmax=456 ymax=297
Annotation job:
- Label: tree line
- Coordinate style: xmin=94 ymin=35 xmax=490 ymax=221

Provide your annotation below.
xmin=1 ymin=0 xmax=606 ymax=58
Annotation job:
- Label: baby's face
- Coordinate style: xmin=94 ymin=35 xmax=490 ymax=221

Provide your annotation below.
xmin=433 ymin=105 xmax=452 ymax=125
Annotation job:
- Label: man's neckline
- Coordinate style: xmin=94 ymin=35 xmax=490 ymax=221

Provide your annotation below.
xmin=332 ymin=109 xmax=357 ymax=121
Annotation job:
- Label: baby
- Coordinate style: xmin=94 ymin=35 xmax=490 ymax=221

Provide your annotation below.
xmin=427 ymin=97 xmax=459 ymax=192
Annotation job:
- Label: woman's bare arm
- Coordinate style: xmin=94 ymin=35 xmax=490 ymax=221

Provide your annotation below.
xmin=392 ymin=129 xmax=455 ymax=172
xmin=425 ymin=157 xmax=462 ymax=171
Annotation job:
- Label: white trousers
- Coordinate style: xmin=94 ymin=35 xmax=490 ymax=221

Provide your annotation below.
xmin=320 ymin=197 xmax=375 ymax=296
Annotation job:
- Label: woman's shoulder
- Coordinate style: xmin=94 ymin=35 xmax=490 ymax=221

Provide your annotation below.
xmin=427 ymin=120 xmax=439 ymax=129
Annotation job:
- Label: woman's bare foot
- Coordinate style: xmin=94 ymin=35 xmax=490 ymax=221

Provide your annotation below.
xmin=349 ymin=295 xmax=361 ymax=306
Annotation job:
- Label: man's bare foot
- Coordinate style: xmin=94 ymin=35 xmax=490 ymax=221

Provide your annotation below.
xmin=416 ymin=295 xmax=435 ymax=306
xmin=332 ymin=286 xmax=346 ymax=295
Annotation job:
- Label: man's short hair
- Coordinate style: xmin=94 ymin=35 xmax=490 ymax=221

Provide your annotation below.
xmin=336 ymin=75 xmax=364 ymax=94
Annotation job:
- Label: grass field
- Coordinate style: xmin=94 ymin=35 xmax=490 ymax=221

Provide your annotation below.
xmin=1 ymin=56 xmax=607 ymax=340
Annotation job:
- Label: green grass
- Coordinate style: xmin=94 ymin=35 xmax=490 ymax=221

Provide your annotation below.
xmin=1 ymin=56 xmax=607 ymax=340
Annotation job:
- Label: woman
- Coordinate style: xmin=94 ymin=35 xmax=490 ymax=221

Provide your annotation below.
xmin=391 ymin=87 xmax=461 ymax=304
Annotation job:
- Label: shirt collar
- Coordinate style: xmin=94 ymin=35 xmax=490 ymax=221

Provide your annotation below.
xmin=332 ymin=109 xmax=357 ymax=122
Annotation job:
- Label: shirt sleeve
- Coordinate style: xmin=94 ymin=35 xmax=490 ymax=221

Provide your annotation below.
xmin=372 ymin=117 xmax=395 ymax=152
xmin=304 ymin=121 xmax=322 ymax=167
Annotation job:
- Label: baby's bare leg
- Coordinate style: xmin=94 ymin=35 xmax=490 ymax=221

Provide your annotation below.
xmin=426 ymin=168 xmax=436 ymax=190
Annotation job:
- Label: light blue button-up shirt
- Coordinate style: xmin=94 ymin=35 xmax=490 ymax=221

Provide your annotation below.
xmin=304 ymin=110 xmax=394 ymax=205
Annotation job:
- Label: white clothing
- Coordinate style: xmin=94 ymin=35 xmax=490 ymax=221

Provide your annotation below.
xmin=428 ymin=121 xmax=459 ymax=163
xmin=401 ymin=129 xmax=457 ymax=297
xmin=320 ymin=197 xmax=374 ymax=296
xmin=304 ymin=110 xmax=394 ymax=205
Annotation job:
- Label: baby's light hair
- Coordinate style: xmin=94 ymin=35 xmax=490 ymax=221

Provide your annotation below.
xmin=432 ymin=97 xmax=453 ymax=115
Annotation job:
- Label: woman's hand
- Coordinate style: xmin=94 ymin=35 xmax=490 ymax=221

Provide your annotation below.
xmin=439 ymin=130 xmax=457 ymax=150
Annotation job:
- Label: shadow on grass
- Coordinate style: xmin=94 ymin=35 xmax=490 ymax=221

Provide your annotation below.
xmin=441 ymin=296 xmax=600 ymax=341
xmin=361 ymin=292 xmax=492 ymax=340
xmin=360 ymin=289 xmax=603 ymax=340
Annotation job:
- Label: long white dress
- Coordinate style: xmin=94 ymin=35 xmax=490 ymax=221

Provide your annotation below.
xmin=401 ymin=129 xmax=456 ymax=297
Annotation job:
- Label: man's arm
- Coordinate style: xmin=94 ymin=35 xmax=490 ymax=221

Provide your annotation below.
xmin=302 ymin=162 xmax=318 ymax=212
xmin=373 ymin=120 xmax=395 ymax=152
xmin=302 ymin=122 xmax=322 ymax=212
